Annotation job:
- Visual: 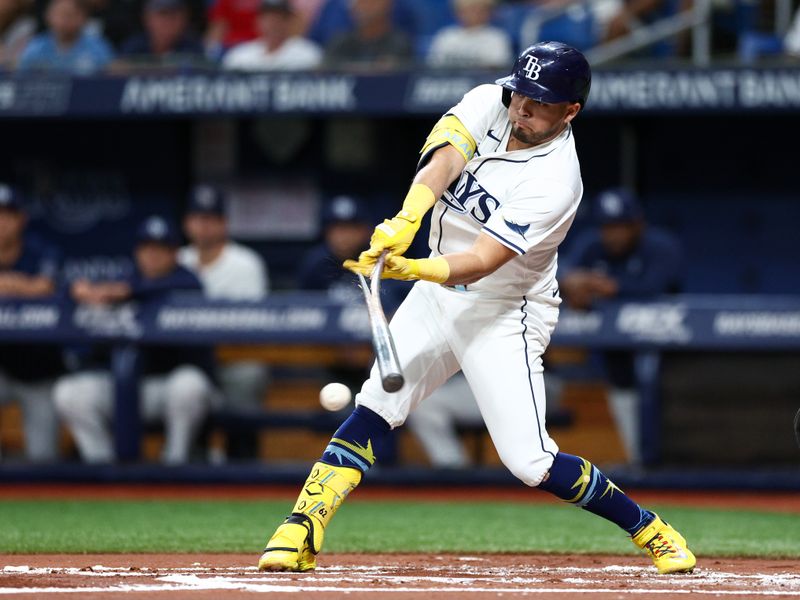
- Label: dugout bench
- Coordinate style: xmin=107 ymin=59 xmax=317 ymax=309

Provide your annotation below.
xmin=2 ymin=293 xmax=800 ymax=467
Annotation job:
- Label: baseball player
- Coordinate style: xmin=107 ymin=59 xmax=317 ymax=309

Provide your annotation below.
xmin=54 ymin=216 xmax=218 ymax=464
xmin=258 ymin=42 xmax=695 ymax=575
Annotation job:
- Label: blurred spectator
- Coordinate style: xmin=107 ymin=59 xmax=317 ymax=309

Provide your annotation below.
xmin=205 ymin=0 xmax=260 ymax=59
xmin=323 ymin=0 xmax=413 ymax=70
xmin=0 ymin=182 xmax=64 ymax=462
xmin=306 ymin=0 xmax=417 ymax=47
xmin=0 ymin=0 xmax=36 ymax=69
xmin=602 ymin=0 xmax=690 ymax=49
xmin=80 ymin=0 xmax=140 ymax=50
xmin=299 ymin=194 xmax=375 ymax=301
xmin=178 ymin=185 xmax=270 ymax=461
xmin=785 ymin=5 xmax=800 ymax=58
xmin=604 ymin=0 xmax=659 ymax=41
xmin=425 ymin=0 xmax=512 ymax=69
xmin=290 ymin=0 xmax=326 ymax=36
xmin=17 ymin=0 xmax=114 ymax=74
xmin=222 ymin=0 xmax=321 ymax=71
xmin=54 ymin=215 xmax=218 ymax=465
xmin=119 ymin=0 xmax=204 ymax=67
xmin=559 ymin=187 xmax=684 ymax=465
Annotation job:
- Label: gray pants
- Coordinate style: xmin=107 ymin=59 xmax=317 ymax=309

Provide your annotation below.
xmin=53 ymin=366 xmax=216 ymax=464
xmin=0 ymin=372 xmax=59 ymax=462
xmin=218 ymin=361 xmax=270 ymax=411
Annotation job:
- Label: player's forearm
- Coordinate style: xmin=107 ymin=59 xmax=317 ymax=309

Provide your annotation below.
xmin=399 ymin=250 xmax=499 ymax=286
xmin=0 ymin=274 xmax=55 ymax=297
xmin=440 ymin=251 xmax=495 ymax=285
xmin=412 ymin=145 xmax=466 ymax=203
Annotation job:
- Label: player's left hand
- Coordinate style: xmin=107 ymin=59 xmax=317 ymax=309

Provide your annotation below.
xmin=342 ymin=257 xmax=373 ymax=277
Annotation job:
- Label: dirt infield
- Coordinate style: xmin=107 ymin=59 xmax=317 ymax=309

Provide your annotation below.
xmin=3 ymin=553 xmax=800 ymax=599
xmin=3 ymin=486 xmax=800 ymax=598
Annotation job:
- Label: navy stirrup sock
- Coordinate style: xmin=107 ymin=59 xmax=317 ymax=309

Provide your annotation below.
xmin=321 ymin=406 xmax=393 ymax=474
xmin=538 ymin=452 xmax=654 ymax=535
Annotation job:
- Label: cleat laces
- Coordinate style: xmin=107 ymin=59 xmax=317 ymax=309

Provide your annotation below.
xmin=646 ymin=533 xmax=685 ymax=559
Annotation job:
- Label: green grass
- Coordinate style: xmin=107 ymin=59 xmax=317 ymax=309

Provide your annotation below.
xmin=1 ymin=499 xmax=798 ymax=557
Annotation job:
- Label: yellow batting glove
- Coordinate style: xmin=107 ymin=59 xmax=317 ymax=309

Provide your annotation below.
xmin=383 ymin=256 xmax=450 ymax=284
xmin=363 ymin=184 xmax=436 ymax=259
xmin=342 ymin=257 xmax=373 ymax=277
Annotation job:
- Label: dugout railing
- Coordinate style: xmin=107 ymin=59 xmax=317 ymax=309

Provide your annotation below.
xmin=1 ymin=293 xmax=799 ymax=473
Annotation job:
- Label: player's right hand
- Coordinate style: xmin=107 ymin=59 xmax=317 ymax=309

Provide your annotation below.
xmin=361 ymin=210 xmax=422 ymax=261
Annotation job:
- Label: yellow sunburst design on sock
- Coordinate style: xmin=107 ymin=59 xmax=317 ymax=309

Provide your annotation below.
xmin=330 ymin=437 xmax=377 ymax=466
xmin=565 ymin=458 xmax=593 ymax=504
xmin=600 ymin=479 xmax=622 ymax=500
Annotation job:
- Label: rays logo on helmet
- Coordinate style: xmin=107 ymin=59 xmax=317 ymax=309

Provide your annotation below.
xmin=522 ymin=55 xmax=542 ymax=81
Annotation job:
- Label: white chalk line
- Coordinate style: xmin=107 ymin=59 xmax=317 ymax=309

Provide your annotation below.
xmin=2 ymin=583 xmax=800 ymax=596
xmin=2 ymin=563 xmax=800 ymax=596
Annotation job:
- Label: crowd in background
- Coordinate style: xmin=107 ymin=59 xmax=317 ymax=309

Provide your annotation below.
xmin=1 ymin=0 xmax=799 ymax=73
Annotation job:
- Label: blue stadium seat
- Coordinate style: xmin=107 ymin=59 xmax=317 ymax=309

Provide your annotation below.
xmin=537 ymin=3 xmax=597 ymax=51
xmin=307 ymin=0 xmax=435 ymax=47
xmin=398 ymin=0 xmax=457 ymax=60
xmin=493 ymin=3 xmax=533 ymax=55
xmin=738 ymin=32 xmax=784 ymax=64
xmin=509 ymin=2 xmax=597 ymax=55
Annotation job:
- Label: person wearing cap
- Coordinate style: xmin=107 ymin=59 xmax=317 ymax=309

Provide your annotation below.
xmin=53 ymin=215 xmax=219 ymax=464
xmin=17 ymin=0 xmax=114 ymax=74
xmin=119 ymin=0 xmax=204 ymax=66
xmin=178 ymin=184 xmax=270 ymax=461
xmin=297 ymin=194 xmax=376 ymax=302
xmin=221 ymin=0 xmax=320 ymax=70
xmin=558 ymin=186 xmax=684 ymax=465
xmin=0 ymin=183 xmax=65 ymax=462
xmin=259 ymin=42 xmax=696 ymax=577
xmin=425 ymin=0 xmax=512 ymax=69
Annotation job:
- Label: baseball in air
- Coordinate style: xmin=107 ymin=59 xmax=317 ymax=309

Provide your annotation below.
xmin=319 ymin=382 xmax=352 ymax=411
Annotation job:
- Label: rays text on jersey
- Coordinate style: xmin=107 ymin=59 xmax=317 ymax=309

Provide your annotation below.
xmin=440 ymin=171 xmax=500 ymax=225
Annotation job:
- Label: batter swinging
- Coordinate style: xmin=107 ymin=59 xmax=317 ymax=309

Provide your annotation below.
xmin=258 ymin=41 xmax=696 ymax=575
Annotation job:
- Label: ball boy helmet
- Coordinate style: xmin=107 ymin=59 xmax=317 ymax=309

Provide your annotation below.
xmin=496 ymin=41 xmax=591 ymax=108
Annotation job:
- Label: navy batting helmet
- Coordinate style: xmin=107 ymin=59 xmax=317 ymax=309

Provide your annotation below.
xmin=496 ymin=41 xmax=591 ymax=108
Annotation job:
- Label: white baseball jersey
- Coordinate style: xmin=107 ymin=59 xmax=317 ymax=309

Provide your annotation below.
xmin=427 ymin=83 xmax=583 ymax=299
xmin=357 ymin=83 xmax=585 ymax=486
xmin=178 ymin=242 xmax=269 ymax=300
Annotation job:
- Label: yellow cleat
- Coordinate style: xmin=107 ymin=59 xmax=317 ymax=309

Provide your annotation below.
xmin=258 ymin=515 xmax=317 ymax=572
xmin=631 ymin=514 xmax=696 ymax=574
xmin=257 ymin=462 xmax=362 ymax=573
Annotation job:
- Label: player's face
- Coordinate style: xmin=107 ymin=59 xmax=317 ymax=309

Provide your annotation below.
xmin=145 ymin=7 xmax=188 ymax=49
xmin=184 ymin=213 xmax=227 ymax=249
xmin=0 ymin=209 xmax=25 ymax=244
xmin=257 ymin=10 xmax=290 ymax=40
xmin=135 ymin=242 xmax=178 ymax=279
xmin=46 ymin=0 xmax=87 ymax=42
xmin=600 ymin=221 xmax=643 ymax=257
xmin=508 ymin=93 xmax=581 ymax=148
xmin=325 ymin=221 xmax=371 ymax=260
